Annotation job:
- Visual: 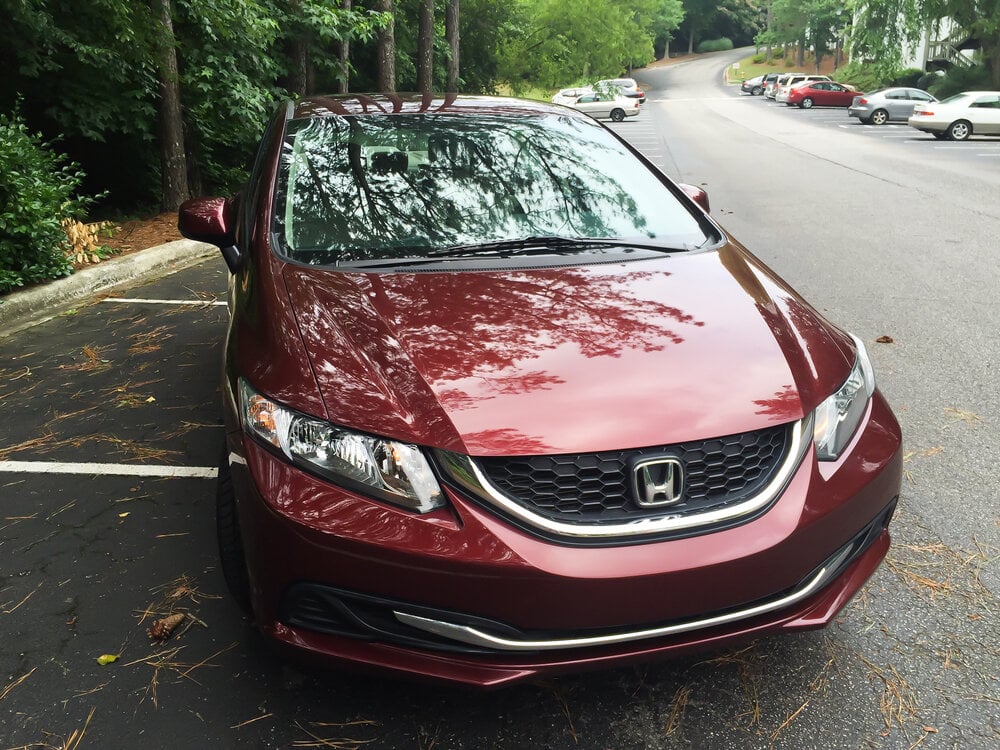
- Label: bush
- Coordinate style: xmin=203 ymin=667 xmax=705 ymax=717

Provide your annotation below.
xmin=833 ymin=61 xmax=887 ymax=92
xmin=0 ymin=112 xmax=90 ymax=294
xmin=697 ymin=38 xmax=734 ymax=54
xmin=928 ymin=64 xmax=992 ymax=99
xmin=891 ymin=68 xmax=926 ymax=87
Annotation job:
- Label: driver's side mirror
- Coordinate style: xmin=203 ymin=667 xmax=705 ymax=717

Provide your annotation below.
xmin=178 ymin=196 xmax=243 ymax=273
xmin=678 ymin=183 xmax=711 ymax=213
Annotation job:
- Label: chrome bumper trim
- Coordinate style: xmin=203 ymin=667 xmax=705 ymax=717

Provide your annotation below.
xmin=394 ymin=543 xmax=851 ymax=652
xmin=437 ymin=416 xmax=812 ymax=539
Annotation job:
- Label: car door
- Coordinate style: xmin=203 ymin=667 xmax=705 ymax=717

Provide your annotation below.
xmin=574 ymin=93 xmax=611 ymax=119
xmin=896 ymin=89 xmax=934 ymax=120
xmin=968 ymin=94 xmax=1000 ymax=134
xmin=826 ymin=83 xmax=853 ymax=106
xmin=880 ymin=89 xmax=903 ymax=120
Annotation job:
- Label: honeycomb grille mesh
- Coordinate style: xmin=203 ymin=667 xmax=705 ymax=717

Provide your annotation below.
xmin=474 ymin=425 xmax=791 ymax=524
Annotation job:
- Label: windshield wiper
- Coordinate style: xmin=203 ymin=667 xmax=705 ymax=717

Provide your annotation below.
xmin=337 ymin=236 xmax=703 ymax=269
xmin=425 ymin=235 xmax=697 ymax=258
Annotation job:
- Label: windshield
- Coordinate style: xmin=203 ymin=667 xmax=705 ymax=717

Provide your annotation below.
xmin=273 ymin=113 xmax=709 ymax=265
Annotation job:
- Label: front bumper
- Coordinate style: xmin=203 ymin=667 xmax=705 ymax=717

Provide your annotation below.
xmin=226 ymin=392 xmax=902 ymax=686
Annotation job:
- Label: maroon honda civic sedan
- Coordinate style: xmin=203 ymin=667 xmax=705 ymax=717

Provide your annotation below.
xmin=179 ymin=94 xmax=901 ymax=687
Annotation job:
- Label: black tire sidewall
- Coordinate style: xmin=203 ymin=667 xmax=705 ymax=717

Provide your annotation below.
xmin=217 ymin=443 xmax=253 ymax=613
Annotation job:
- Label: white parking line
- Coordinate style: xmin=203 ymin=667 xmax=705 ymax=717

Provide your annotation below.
xmin=101 ymin=298 xmax=226 ymax=306
xmin=0 ymin=461 xmax=216 ymax=478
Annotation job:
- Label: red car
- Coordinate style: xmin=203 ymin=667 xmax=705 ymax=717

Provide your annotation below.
xmin=786 ymin=81 xmax=859 ymax=108
xmin=179 ymin=94 xmax=901 ymax=687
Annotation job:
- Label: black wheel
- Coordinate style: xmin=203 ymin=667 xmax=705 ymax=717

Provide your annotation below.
xmin=947 ymin=120 xmax=971 ymax=141
xmin=801 ymin=97 xmax=814 ymax=109
xmin=610 ymin=108 xmax=626 ymax=122
xmin=751 ymin=85 xmax=763 ymax=96
xmin=870 ymin=108 xmax=889 ymax=125
xmin=932 ymin=132 xmax=948 ymax=140
xmin=217 ymin=444 xmax=252 ymax=612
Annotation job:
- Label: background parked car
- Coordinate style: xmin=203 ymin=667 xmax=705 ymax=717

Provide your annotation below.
xmin=848 ymin=87 xmax=937 ymax=125
xmin=740 ymin=75 xmax=766 ymax=96
xmin=595 ymin=78 xmax=646 ymax=104
xmin=908 ymin=91 xmax=1000 ymax=140
xmin=570 ymin=90 xmax=640 ymax=121
xmin=761 ymin=73 xmax=784 ymax=98
xmin=552 ymin=86 xmax=593 ymax=106
xmin=786 ymin=81 xmax=859 ymax=109
xmin=776 ymin=74 xmax=831 ymax=103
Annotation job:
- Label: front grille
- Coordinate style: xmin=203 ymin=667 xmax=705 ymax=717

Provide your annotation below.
xmin=474 ymin=425 xmax=790 ymax=524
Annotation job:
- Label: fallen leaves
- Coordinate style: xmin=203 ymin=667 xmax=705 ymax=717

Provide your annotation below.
xmin=875 ymin=335 xmax=894 ymax=344
xmin=944 ymin=407 xmax=983 ymax=427
xmin=0 ymin=667 xmax=36 ymax=701
xmin=96 ymin=654 xmax=120 ymax=666
xmin=663 ymin=685 xmax=691 ymax=737
xmin=147 ymin=613 xmax=185 ymax=643
xmin=860 ymin=656 xmax=917 ymax=732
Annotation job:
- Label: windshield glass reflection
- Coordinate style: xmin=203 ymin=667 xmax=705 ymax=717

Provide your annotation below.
xmin=274 ymin=113 xmax=708 ymax=263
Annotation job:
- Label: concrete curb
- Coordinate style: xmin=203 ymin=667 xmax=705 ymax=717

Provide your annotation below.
xmin=0 ymin=239 xmax=217 ymax=340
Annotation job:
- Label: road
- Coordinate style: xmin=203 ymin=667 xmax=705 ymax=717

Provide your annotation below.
xmin=1 ymin=54 xmax=997 ymax=749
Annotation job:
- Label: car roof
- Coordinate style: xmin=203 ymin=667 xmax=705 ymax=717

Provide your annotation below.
xmin=290 ymin=94 xmax=570 ymax=121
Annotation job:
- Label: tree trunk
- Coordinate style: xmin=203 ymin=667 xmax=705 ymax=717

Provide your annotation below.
xmin=688 ymin=27 xmax=695 ymax=55
xmin=417 ymin=0 xmax=433 ymax=93
xmin=765 ymin=3 xmax=773 ymax=64
xmin=337 ymin=0 xmax=351 ymax=94
xmin=376 ymin=0 xmax=395 ymax=93
xmin=284 ymin=0 xmax=315 ymax=96
xmin=445 ymin=0 xmax=460 ymax=93
xmin=152 ymin=0 xmax=189 ymax=211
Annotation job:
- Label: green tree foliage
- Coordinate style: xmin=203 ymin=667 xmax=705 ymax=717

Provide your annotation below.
xmin=754 ymin=0 xmax=844 ymax=70
xmin=0 ymin=112 xmax=90 ymax=292
xmin=680 ymin=0 xmax=763 ymax=54
xmin=499 ymin=0 xmax=675 ymax=88
xmin=850 ymin=0 xmax=1000 ymax=87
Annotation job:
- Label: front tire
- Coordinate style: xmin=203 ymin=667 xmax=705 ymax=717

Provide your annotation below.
xmin=932 ymin=132 xmax=948 ymax=140
xmin=217 ymin=444 xmax=252 ymax=613
xmin=610 ymin=108 xmax=626 ymax=122
xmin=751 ymin=85 xmax=763 ymax=96
xmin=801 ymin=98 xmax=814 ymax=109
xmin=947 ymin=120 xmax=971 ymax=141
xmin=870 ymin=108 xmax=889 ymax=125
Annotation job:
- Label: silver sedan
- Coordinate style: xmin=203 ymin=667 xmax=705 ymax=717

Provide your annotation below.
xmin=848 ymin=87 xmax=936 ymax=125
xmin=908 ymin=91 xmax=1000 ymax=140
xmin=567 ymin=91 xmax=640 ymax=122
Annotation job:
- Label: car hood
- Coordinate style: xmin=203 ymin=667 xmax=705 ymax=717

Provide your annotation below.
xmin=281 ymin=245 xmax=852 ymax=456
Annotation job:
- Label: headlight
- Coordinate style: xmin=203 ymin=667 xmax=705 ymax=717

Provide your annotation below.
xmin=813 ymin=335 xmax=876 ymax=461
xmin=239 ymin=379 xmax=445 ymax=513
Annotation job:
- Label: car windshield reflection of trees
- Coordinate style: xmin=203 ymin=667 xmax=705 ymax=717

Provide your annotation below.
xmin=274 ymin=114 xmax=706 ymax=265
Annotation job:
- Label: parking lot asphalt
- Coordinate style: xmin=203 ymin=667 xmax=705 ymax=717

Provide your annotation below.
xmin=0 ymin=244 xmax=996 ymax=750
xmin=2 ymin=78 xmax=999 ymax=747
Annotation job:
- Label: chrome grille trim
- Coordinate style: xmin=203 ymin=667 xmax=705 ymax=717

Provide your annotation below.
xmin=437 ymin=416 xmax=812 ymax=539
xmin=394 ymin=540 xmax=849 ymax=652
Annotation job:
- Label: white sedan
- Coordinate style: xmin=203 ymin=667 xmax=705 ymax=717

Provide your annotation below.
xmin=551 ymin=87 xmax=592 ymax=106
xmin=908 ymin=91 xmax=1000 ymax=140
xmin=566 ymin=91 xmax=640 ymax=122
